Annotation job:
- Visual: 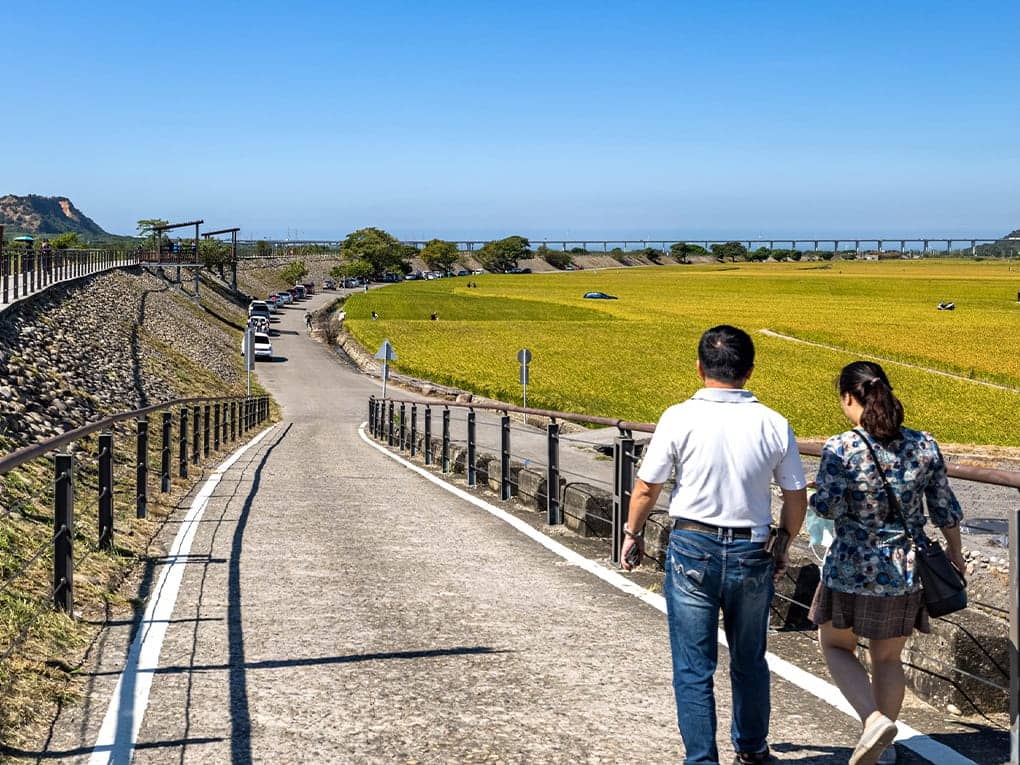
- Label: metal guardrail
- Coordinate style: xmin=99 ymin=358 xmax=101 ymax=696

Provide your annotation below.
xmin=0 ymin=245 xmax=138 ymax=307
xmin=369 ymin=394 xmax=1020 ymax=762
xmin=0 ymin=394 xmax=270 ymax=667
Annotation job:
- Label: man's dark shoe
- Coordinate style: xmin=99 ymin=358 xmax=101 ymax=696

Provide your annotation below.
xmin=733 ymin=745 xmax=776 ymax=764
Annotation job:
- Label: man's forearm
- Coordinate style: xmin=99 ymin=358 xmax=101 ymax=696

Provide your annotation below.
xmin=779 ymin=488 xmax=808 ymax=538
xmin=626 ymin=479 xmax=663 ymax=533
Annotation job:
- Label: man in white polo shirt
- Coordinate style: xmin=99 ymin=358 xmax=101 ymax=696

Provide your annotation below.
xmin=621 ymin=325 xmax=807 ymax=765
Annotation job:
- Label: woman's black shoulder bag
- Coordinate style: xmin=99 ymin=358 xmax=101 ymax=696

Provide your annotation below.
xmin=854 ymin=429 xmax=967 ymax=618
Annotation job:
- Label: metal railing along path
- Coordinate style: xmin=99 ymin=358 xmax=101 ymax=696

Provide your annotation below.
xmin=0 ymin=394 xmax=270 ymax=670
xmin=0 ymin=239 xmax=140 ymax=310
xmin=369 ymin=394 xmax=1020 ymax=762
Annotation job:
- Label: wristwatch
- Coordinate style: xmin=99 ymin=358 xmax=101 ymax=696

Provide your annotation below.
xmin=622 ymin=526 xmax=643 ymax=539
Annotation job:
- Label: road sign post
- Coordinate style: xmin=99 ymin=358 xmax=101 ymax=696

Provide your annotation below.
xmin=375 ymin=340 xmax=398 ymax=399
xmin=517 ymin=348 xmax=532 ymax=408
xmin=244 ymin=326 xmax=254 ymax=396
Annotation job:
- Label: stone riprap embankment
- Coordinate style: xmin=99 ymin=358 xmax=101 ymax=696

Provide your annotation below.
xmin=0 ymin=267 xmax=244 ymax=449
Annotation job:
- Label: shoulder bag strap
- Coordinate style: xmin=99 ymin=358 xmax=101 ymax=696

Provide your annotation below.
xmin=853 ymin=429 xmax=921 ymax=545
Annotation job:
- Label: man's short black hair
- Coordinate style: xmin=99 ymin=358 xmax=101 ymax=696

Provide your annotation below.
xmin=698 ymin=325 xmax=754 ymax=384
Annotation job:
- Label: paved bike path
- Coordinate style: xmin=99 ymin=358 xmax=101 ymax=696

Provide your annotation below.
xmin=37 ymin=293 xmax=943 ymax=764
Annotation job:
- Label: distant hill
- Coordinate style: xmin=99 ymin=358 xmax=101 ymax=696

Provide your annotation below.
xmin=0 ymin=194 xmax=112 ymax=239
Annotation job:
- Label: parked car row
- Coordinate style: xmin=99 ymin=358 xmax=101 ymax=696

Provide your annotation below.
xmin=243 ymin=283 xmax=313 ymax=363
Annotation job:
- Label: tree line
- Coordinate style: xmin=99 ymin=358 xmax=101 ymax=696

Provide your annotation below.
xmin=129 ymin=218 xmax=1020 ymax=284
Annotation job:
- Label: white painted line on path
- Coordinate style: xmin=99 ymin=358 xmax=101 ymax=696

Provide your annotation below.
xmin=87 ymin=426 xmax=277 ymax=765
xmin=358 ymin=424 xmax=976 ymax=765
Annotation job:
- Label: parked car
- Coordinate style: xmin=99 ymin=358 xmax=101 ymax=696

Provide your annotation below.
xmin=323 ymin=279 xmax=335 ymax=290
xmin=276 ymin=291 xmax=292 ymax=305
xmin=456 ymin=269 xmax=470 ymax=277
xmin=583 ymin=291 xmax=617 ymax=300
xmin=249 ymin=316 xmax=269 ymax=334
xmin=293 ymin=285 xmax=307 ymax=299
xmin=287 ymin=288 xmax=300 ymax=301
xmin=240 ymin=332 xmax=273 ymax=360
xmin=302 ymin=282 xmax=315 ymax=295
xmin=248 ymin=300 xmax=272 ymax=321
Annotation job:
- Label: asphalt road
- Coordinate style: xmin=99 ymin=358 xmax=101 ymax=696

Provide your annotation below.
xmin=32 ymin=292 xmax=988 ymax=764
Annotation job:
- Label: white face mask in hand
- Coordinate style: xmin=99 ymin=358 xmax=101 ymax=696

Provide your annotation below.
xmin=805 ymin=499 xmax=835 ymax=563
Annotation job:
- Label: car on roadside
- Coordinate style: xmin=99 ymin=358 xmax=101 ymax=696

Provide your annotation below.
xmin=323 ymin=279 xmax=335 ymax=290
xmin=249 ymin=300 xmax=272 ymax=321
xmin=302 ymin=282 xmax=315 ymax=296
xmin=276 ymin=291 xmax=292 ymax=306
xmin=293 ymin=285 xmax=307 ymax=300
xmin=240 ymin=331 xmax=273 ymax=360
xmin=249 ymin=316 xmax=269 ymax=334
xmin=456 ymin=269 xmax=470 ymax=276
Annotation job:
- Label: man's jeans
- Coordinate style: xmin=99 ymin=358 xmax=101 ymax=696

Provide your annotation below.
xmin=664 ymin=529 xmax=775 ymax=765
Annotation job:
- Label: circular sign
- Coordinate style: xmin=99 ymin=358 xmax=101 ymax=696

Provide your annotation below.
xmin=517 ymin=348 xmax=532 ymax=364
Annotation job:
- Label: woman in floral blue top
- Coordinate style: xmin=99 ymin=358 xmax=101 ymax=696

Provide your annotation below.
xmin=807 ymin=361 xmax=964 ymax=765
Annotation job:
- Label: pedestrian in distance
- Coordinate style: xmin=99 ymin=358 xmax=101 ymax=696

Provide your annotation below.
xmin=305 ymin=311 xmax=312 ymax=330
xmin=430 ymin=311 xmax=438 ymax=321
xmin=807 ymin=361 xmax=964 ymax=765
xmin=621 ymin=324 xmax=807 ymax=765
xmin=371 ymin=311 xmax=378 ymax=321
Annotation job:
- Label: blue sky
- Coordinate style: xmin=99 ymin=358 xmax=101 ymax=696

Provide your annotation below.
xmin=3 ymin=1 xmax=1018 ymax=239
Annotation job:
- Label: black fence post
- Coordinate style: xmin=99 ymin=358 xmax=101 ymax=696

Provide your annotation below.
xmin=467 ymin=409 xmax=477 ymax=486
xmin=442 ymin=407 xmax=451 ymax=473
xmin=369 ymin=397 xmax=375 ymax=436
xmin=410 ymin=404 xmax=418 ymax=457
xmin=1009 ymin=500 xmax=1018 ymax=764
xmin=547 ymin=420 xmax=561 ymax=525
xmin=192 ymin=406 xmax=200 ymax=465
xmin=387 ymin=401 xmax=395 ymax=447
xmin=222 ymin=401 xmax=228 ymax=445
xmin=424 ymin=406 xmax=433 ymax=465
xmin=399 ymin=402 xmax=407 ymax=450
xmin=161 ymin=411 xmax=171 ymax=492
xmin=98 ymin=431 xmax=114 ymax=551
xmin=214 ymin=403 xmax=221 ymax=452
xmin=53 ymin=451 xmax=74 ymax=613
xmin=179 ymin=407 xmax=189 ymax=478
xmin=611 ymin=430 xmax=635 ymax=566
xmin=231 ymin=401 xmax=237 ymax=441
xmin=500 ymin=413 xmax=511 ymax=500
xmin=136 ymin=417 xmax=148 ymax=518
xmin=204 ymin=404 xmax=211 ymax=458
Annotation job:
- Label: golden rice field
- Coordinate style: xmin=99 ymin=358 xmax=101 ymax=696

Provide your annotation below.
xmin=342 ymin=260 xmax=1020 ymax=446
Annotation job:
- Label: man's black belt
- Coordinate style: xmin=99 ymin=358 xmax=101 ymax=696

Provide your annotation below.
xmin=672 ymin=518 xmax=754 ymax=539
